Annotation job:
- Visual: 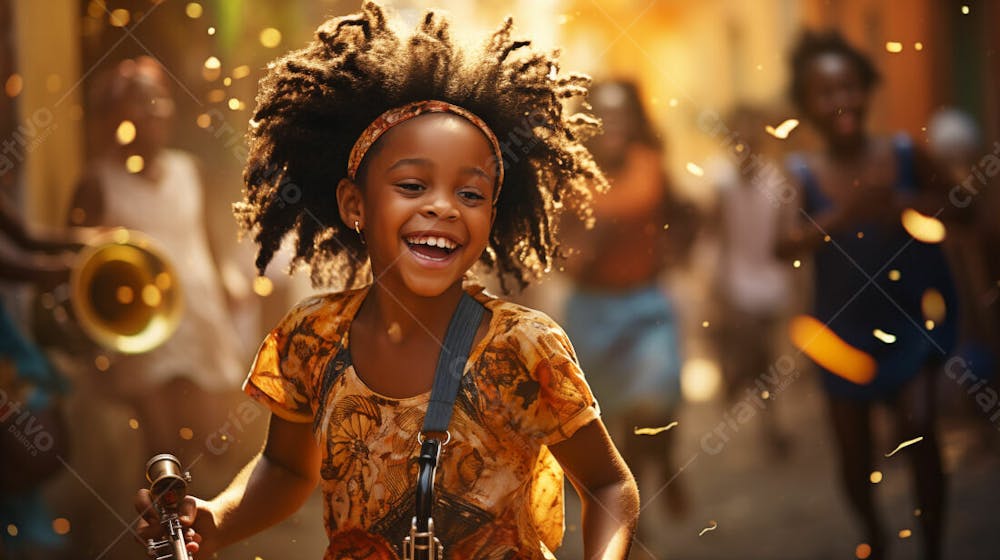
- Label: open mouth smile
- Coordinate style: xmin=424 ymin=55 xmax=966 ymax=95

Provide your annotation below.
xmin=404 ymin=233 xmax=462 ymax=264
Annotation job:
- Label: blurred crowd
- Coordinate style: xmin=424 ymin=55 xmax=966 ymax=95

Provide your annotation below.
xmin=2 ymin=1 xmax=999 ymax=559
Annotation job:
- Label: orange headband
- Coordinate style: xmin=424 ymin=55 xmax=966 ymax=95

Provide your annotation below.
xmin=347 ymin=100 xmax=505 ymax=202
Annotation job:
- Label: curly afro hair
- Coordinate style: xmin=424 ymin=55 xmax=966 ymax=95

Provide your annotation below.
xmin=234 ymin=1 xmax=607 ymax=293
xmin=788 ymin=29 xmax=881 ymax=112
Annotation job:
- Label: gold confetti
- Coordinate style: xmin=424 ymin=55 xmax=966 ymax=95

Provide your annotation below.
xmin=208 ymin=26 xmax=216 ymax=35
xmin=899 ymin=529 xmax=912 ymax=539
xmin=793 ymin=259 xmax=801 ymax=268
xmin=128 ymin=418 xmax=140 ymax=430
xmin=823 ymin=235 xmax=831 ymax=242
xmin=387 ymin=322 xmax=403 ymax=343
xmin=253 ymin=276 xmax=273 ymax=297
xmin=857 ymin=231 xmax=865 ymax=239
xmin=6 ymin=524 xmax=17 ymax=537
xmin=5 ymin=73 xmax=23 ymax=97
xmin=204 ymin=56 xmax=221 ymax=70
xmin=869 ymin=470 xmax=883 ymax=484
xmin=109 ymin=8 xmax=130 ymax=27
xmin=698 ymin=520 xmax=718 ymax=536
xmin=115 ymin=120 xmax=136 ymax=145
xmin=94 ymin=354 xmax=111 ymax=371
xmin=765 ymin=118 xmax=800 ymax=139
xmin=888 ymin=269 xmax=901 ymax=281
xmin=702 ymin=320 xmax=710 ymax=328
xmin=885 ymin=41 xmax=903 ymax=53
xmin=196 ymin=113 xmax=212 ymax=128
xmin=125 ymin=154 xmax=144 ymax=174
xmin=686 ymin=162 xmax=704 ymax=177
xmin=228 ymin=98 xmax=242 ymax=111
xmin=179 ymin=427 xmax=194 ymax=440
xmin=116 ymin=285 xmax=135 ymax=304
xmin=141 ymin=285 xmax=162 ymax=307
xmin=921 ymin=289 xmax=946 ymax=323
xmin=633 ymin=422 xmax=678 ymax=436
xmin=872 ymin=329 xmax=897 ymax=344
xmin=961 ymin=5 xmax=970 ymax=15
xmin=789 ymin=315 xmax=876 ymax=384
xmin=914 ymin=508 xmax=922 ymax=517
xmin=185 ymin=2 xmax=203 ymax=18
xmin=259 ymin=27 xmax=282 ymax=48
xmin=901 ymin=208 xmax=946 ymax=243
xmin=52 ymin=518 xmax=71 ymax=535
xmin=232 ymin=65 xmax=251 ymax=80
xmin=925 ymin=319 xmax=935 ymax=330
xmin=885 ymin=436 xmax=924 ymax=457
xmin=856 ymin=543 xmax=872 ymax=559
xmin=914 ymin=42 xmax=924 ymax=51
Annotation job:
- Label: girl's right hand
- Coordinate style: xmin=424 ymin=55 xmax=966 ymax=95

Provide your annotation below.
xmin=134 ymin=489 xmax=219 ymax=557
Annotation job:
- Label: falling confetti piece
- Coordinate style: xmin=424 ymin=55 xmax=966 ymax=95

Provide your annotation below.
xmin=186 ymin=3 xmax=203 ymax=19
xmin=872 ymin=329 xmax=897 ymax=344
xmin=633 ymin=422 xmax=678 ymax=436
xmin=387 ymin=322 xmax=403 ymax=343
xmin=888 ymin=269 xmax=901 ymax=281
xmin=921 ymin=289 xmax=946 ymax=322
xmin=823 ymin=235 xmax=831 ymax=242
xmin=125 ymin=154 xmax=144 ymax=174
xmin=208 ymin=26 xmax=216 ymax=35
xmin=196 ymin=113 xmax=212 ymax=128
xmin=260 ymin=27 xmax=282 ymax=48
xmin=857 ymin=231 xmax=865 ymax=239
xmin=109 ymin=8 xmax=130 ymax=27
xmin=789 ymin=315 xmax=876 ymax=384
xmin=702 ymin=320 xmax=710 ymax=328
xmin=232 ymin=65 xmax=251 ymax=79
xmin=914 ymin=42 xmax=924 ymax=51
xmin=961 ymin=5 xmax=970 ymax=14
xmin=253 ymin=276 xmax=274 ymax=297
xmin=793 ymin=259 xmax=801 ymax=268
xmin=94 ymin=354 xmax=110 ymax=371
xmin=885 ymin=436 xmax=924 ymax=457
xmin=204 ymin=56 xmax=221 ymax=70
xmin=856 ymin=543 xmax=872 ymax=559
xmin=179 ymin=427 xmax=194 ymax=440
xmin=7 ymin=524 xmax=17 ymax=536
xmin=128 ymin=418 xmax=140 ymax=430
xmin=52 ymin=518 xmax=71 ymax=535
xmin=698 ymin=520 xmax=718 ymax=536
xmin=869 ymin=470 xmax=883 ymax=484
xmin=901 ymin=208 xmax=946 ymax=243
xmin=899 ymin=529 xmax=912 ymax=539
xmin=5 ymin=73 xmax=23 ymax=97
xmin=914 ymin=508 xmax=922 ymax=517
xmin=686 ymin=162 xmax=704 ymax=177
xmin=761 ymin=390 xmax=770 ymax=400
xmin=925 ymin=320 xmax=935 ymax=330
xmin=115 ymin=120 xmax=136 ymax=145
xmin=885 ymin=41 xmax=903 ymax=53
xmin=765 ymin=118 xmax=799 ymax=139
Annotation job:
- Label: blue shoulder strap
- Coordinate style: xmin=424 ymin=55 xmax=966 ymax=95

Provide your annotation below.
xmin=785 ymin=153 xmax=826 ymax=213
xmin=892 ymin=133 xmax=918 ymax=195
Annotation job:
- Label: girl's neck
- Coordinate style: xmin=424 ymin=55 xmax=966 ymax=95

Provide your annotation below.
xmin=359 ymin=281 xmax=466 ymax=344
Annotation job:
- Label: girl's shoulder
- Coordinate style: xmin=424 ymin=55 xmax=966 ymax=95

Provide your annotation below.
xmin=467 ymin=284 xmax=575 ymax=363
xmin=275 ymin=286 xmax=370 ymax=339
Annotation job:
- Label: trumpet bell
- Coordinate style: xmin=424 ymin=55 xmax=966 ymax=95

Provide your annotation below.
xmin=70 ymin=229 xmax=182 ymax=354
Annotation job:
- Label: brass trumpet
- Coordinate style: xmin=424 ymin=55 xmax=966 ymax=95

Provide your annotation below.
xmin=34 ymin=228 xmax=182 ymax=357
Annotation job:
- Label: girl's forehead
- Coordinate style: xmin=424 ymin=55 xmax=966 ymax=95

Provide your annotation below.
xmin=369 ymin=113 xmax=497 ymax=167
xmin=808 ymin=52 xmax=860 ymax=81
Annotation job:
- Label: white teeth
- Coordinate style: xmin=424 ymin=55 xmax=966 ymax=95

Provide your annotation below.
xmin=406 ymin=235 xmax=457 ymax=250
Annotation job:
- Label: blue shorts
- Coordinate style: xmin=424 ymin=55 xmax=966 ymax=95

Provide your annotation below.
xmin=564 ymin=285 xmax=682 ymax=417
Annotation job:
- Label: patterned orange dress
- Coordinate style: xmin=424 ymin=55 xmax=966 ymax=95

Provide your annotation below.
xmin=243 ymin=282 xmax=600 ymax=559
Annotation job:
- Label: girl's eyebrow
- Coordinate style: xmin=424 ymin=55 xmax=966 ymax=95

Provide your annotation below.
xmin=387 ymin=158 xmax=491 ymax=182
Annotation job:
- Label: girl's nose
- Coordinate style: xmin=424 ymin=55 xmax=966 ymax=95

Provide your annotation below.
xmin=421 ymin=193 xmax=459 ymax=221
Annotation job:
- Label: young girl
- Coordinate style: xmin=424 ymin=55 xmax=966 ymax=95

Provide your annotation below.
xmin=134 ymin=3 xmax=639 ymax=559
xmin=778 ymin=31 xmax=957 ymax=560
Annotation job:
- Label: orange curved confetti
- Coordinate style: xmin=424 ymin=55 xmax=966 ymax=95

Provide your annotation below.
xmin=698 ymin=520 xmax=718 ymax=536
xmin=633 ymin=422 xmax=678 ymax=436
xmin=789 ymin=315 xmax=876 ymax=385
xmin=901 ymin=208 xmax=946 ymax=243
xmin=765 ymin=118 xmax=799 ymax=139
xmin=885 ymin=436 xmax=924 ymax=457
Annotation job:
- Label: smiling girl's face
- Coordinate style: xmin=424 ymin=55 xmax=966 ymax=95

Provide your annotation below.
xmin=338 ymin=113 xmax=498 ymax=298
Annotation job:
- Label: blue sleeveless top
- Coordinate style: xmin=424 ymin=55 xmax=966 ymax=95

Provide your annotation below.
xmin=786 ymin=134 xmax=957 ymax=400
